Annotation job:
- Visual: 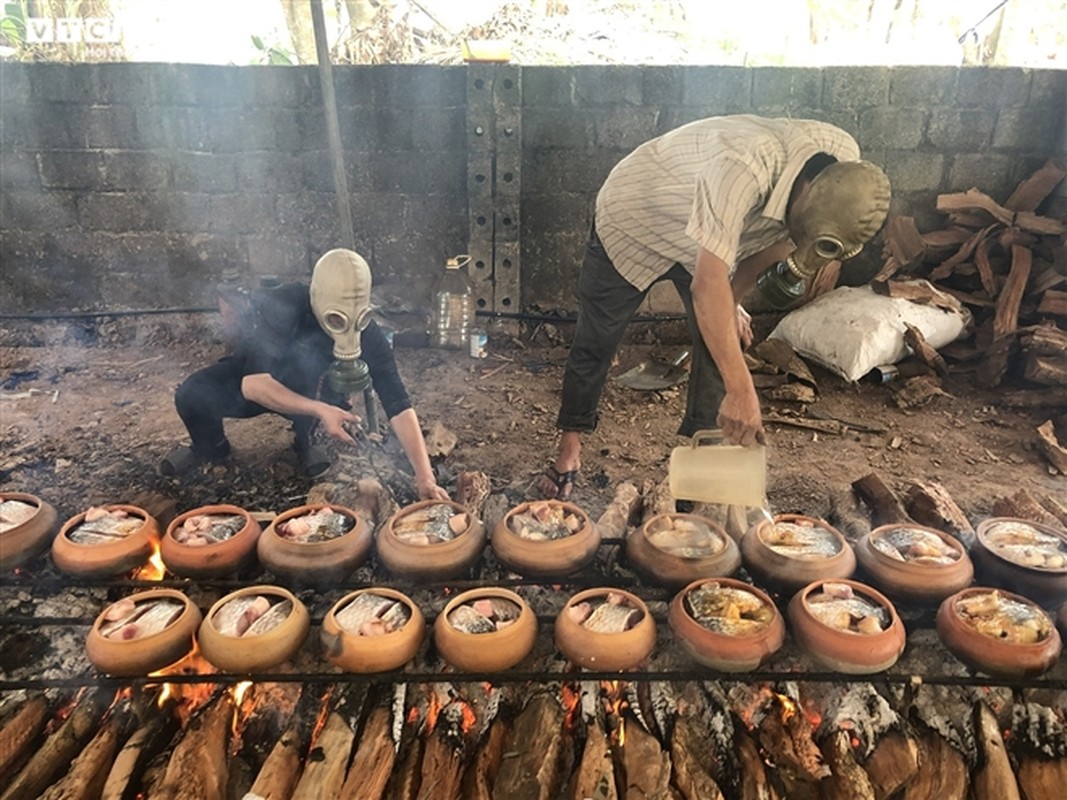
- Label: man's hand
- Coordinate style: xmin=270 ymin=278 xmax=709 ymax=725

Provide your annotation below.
xmin=317 ymin=405 xmax=361 ymax=445
xmin=717 ymin=388 xmax=766 ymax=447
xmin=417 ymin=477 xmax=450 ymax=501
xmin=735 ymin=304 xmax=753 ymax=349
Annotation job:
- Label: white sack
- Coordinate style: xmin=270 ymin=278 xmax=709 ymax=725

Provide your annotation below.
xmin=767 ymin=281 xmax=972 ymax=382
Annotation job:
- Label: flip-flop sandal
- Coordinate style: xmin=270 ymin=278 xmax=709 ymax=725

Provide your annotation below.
xmin=538 ymin=465 xmax=578 ymax=500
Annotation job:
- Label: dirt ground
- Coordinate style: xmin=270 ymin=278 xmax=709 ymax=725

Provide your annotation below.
xmin=1 ymin=308 xmax=1062 ymax=531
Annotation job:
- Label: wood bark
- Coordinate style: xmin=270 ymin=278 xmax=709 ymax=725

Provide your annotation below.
xmin=596 ymin=482 xmax=641 ymax=540
xmin=900 ymin=728 xmax=968 ymax=800
xmin=971 ymin=703 xmax=1021 ymax=800
xmin=617 ymin=714 xmax=672 ymax=799
xmin=0 ymin=692 xmax=108 ymax=800
xmin=1016 ymin=757 xmax=1067 ymax=800
xmin=669 ymin=715 xmax=724 ymax=800
xmin=862 ymin=730 xmax=920 ymax=800
xmin=903 ymin=324 xmax=949 ymax=376
xmin=149 ymin=693 xmax=233 ymax=800
xmin=993 ymin=245 xmax=1032 ymax=338
xmin=641 ymin=477 xmax=676 ymax=524
xmin=851 ymin=472 xmax=912 ymax=526
xmin=569 ymin=719 xmax=617 ymax=800
xmin=387 ymin=736 xmax=424 ymax=800
xmin=1036 ymin=289 xmax=1067 ymax=316
xmin=415 ymin=723 xmax=465 ymax=800
xmin=102 ymin=705 xmax=179 ymax=800
xmin=461 ymin=717 xmax=509 ymax=800
xmin=492 ymin=693 xmax=566 ymax=800
xmin=827 ymin=483 xmax=872 ymax=542
xmin=0 ymin=696 xmax=49 ymax=786
xmin=292 ymin=712 xmax=356 ymax=800
xmin=736 ymin=730 xmax=781 ymax=800
xmin=819 ymin=729 xmax=875 ymax=800
xmin=1024 ymin=353 xmax=1067 ymax=387
xmin=903 ymin=481 xmax=975 ymax=547
xmin=248 ymin=724 xmax=304 ymax=800
xmin=456 ymin=470 xmax=492 ymax=519
xmin=39 ymin=710 xmax=133 ymax=800
xmin=1005 ymin=158 xmax=1066 ymax=212
xmin=992 ymin=488 xmax=1066 ymax=532
xmin=340 ymin=707 xmax=395 ymax=800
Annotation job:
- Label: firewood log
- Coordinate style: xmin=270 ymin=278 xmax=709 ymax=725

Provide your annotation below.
xmin=293 ymin=712 xmax=357 ymax=800
xmin=0 ymin=691 xmax=108 ymax=800
xmin=1036 ymin=288 xmax=1067 ymax=316
xmin=641 ymin=477 xmax=676 ymax=524
xmin=736 ymin=730 xmax=782 ymax=800
xmin=456 ymin=470 xmax=492 ymax=519
xmin=415 ymin=724 xmax=464 ymax=800
xmin=461 ymin=717 xmax=509 ymax=800
xmin=903 ymin=324 xmax=949 ymax=377
xmin=618 ymin=712 xmax=672 ymax=799
xmin=247 ymin=724 xmax=304 ymax=800
xmin=1025 ymin=353 xmax=1067 ymax=387
xmin=492 ymin=693 xmax=567 ymax=800
xmin=820 ymin=729 xmax=876 ymax=800
xmin=569 ymin=718 xmax=617 ymax=800
xmin=827 ymin=483 xmax=872 ymax=543
xmin=993 ymin=245 xmax=1032 ymax=338
xmin=0 ymin=695 xmax=50 ymax=786
xmin=901 ymin=728 xmax=969 ymax=800
xmin=992 ymin=488 xmax=1066 ymax=532
xmin=863 ymin=729 xmax=920 ymax=800
xmin=669 ymin=715 xmax=724 ymax=800
xmin=148 ymin=693 xmax=233 ymax=800
xmin=597 ymin=482 xmax=640 ymax=540
xmin=971 ymin=703 xmax=1021 ymax=800
xmin=40 ymin=707 xmax=135 ymax=800
xmin=1004 ymin=158 xmax=1066 ymax=212
xmin=1010 ymin=702 xmax=1067 ymax=800
xmin=851 ymin=473 xmax=912 ymax=526
xmin=903 ymin=481 xmax=975 ymax=548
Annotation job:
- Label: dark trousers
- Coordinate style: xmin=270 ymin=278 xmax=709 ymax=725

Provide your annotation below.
xmin=557 ymin=224 xmax=726 ymax=438
xmin=174 ymin=357 xmax=320 ymax=459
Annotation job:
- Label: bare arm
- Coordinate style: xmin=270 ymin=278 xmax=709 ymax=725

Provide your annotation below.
xmin=241 ymin=373 xmax=358 ymax=445
xmin=691 ymin=246 xmax=765 ymax=447
xmin=388 ymin=408 xmax=449 ymax=501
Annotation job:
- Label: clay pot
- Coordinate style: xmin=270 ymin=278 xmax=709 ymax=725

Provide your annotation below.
xmin=321 ymin=588 xmax=425 ymax=673
xmin=554 ymin=587 xmax=656 ymax=672
xmin=85 ymin=588 xmax=202 ymax=677
xmin=855 ymin=523 xmax=974 ymax=604
xmin=0 ymin=491 xmax=59 ymax=571
xmin=198 ymin=585 xmax=309 ymax=673
xmin=434 ymin=587 xmax=537 ymax=672
xmin=491 ymin=500 xmax=600 ymax=578
xmin=257 ymin=503 xmax=372 ymax=585
xmin=668 ymin=577 xmax=785 ymax=672
xmin=52 ymin=504 xmax=160 ymax=578
xmin=936 ymin=587 xmax=1062 ymax=678
xmin=1058 ymin=604 xmax=1067 ymax=641
xmin=741 ymin=514 xmax=856 ymax=592
xmin=377 ymin=500 xmax=486 ymax=581
xmin=160 ymin=504 xmax=262 ymax=579
xmin=971 ymin=517 xmax=1067 ymax=609
xmin=627 ymin=513 xmax=741 ymax=589
xmin=788 ymin=579 xmax=906 ymax=674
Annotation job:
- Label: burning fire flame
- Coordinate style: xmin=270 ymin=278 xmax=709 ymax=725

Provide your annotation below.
xmin=601 ymin=680 xmax=627 ymax=747
xmin=133 ymin=544 xmax=166 ymax=581
xmin=309 ymin=689 xmax=333 ymax=748
xmin=148 ymin=642 xmax=219 ymax=727
xmin=561 ymin=683 xmax=581 ymax=729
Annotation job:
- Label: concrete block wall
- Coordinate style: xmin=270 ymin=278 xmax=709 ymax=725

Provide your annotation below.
xmin=1 ymin=62 xmax=1064 ymax=314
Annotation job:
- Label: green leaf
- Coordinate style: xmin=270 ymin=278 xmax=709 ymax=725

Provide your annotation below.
xmin=251 ymin=34 xmax=264 ymax=50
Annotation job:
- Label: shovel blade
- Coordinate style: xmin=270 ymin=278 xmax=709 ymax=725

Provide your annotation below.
xmin=616 ymin=351 xmax=690 ymax=391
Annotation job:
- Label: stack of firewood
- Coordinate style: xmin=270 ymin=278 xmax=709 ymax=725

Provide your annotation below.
xmin=876 ymin=158 xmax=1066 ymax=392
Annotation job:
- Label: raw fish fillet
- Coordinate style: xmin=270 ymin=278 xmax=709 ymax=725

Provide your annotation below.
xmin=582 ymin=601 xmax=642 ymax=632
xmin=244 ymin=600 xmax=293 ymax=636
xmin=335 ymin=592 xmax=399 ymax=633
xmin=448 ymin=603 xmax=497 ymax=634
xmin=101 ymin=600 xmax=184 ymax=640
xmin=0 ymin=500 xmax=37 ymax=533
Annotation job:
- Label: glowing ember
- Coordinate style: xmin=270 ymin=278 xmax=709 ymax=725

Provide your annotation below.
xmin=601 ymin=680 xmax=627 ymax=747
xmin=459 ymin=701 xmax=477 ymax=734
xmin=309 ymin=690 xmax=333 ymax=747
xmin=147 ymin=644 xmax=219 ymax=727
xmin=561 ymin=683 xmax=581 ymax=729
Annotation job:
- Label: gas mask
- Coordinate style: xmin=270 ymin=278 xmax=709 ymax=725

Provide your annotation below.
xmin=756 ymin=160 xmax=891 ymax=309
xmin=310 ymin=248 xmax=374 ymax=395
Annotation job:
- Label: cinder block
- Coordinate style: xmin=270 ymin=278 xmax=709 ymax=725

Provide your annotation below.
xmin=947 ymin=153 xmax=1014 ymax=195
xmin=93 ymin=63 xmax=161 ymax=105
xmin=681 ymin=67 xmax=752 ymax=112
xmin=594 ymin=108 xmax=659 ymax=150
xmin=29 ymin=63 xmax=93 ymax=102
xmin=84 ymin=105 xmax=139 ymax=148
xmin=240 ymin=65 xmax=318 ymax=107
xmin=752 ymin=68 xmax=822 ymax=112
xmin=0 ymin=151 xmax=40 ymax=188
xmin=523 ymin=67 xmax=576 ymax=107
xmin=558 ymin=149 xmax=622 ymax=193
xmin=0 ymin=189 xmax=78 ymax=230
xmin=926 ymin=109 xmax=995 ymax=151
xmin=524 ymin=108 xmax=595 ymax=149
xmin=412 ymin=107 xmax=466 ymax=152
xmin=245 ymin=235 xmax=309 ymax=275
xmin=169 ymin=232 xmax=248 ymax=273
xmin=373 ymin=65 xmax=465 ymax=108
xmin=889 ymin=66 xmax=957 ymax=105
xmin=172 ymin=152 xmax=237 ymax=192
xmin=208 ymin=193 xmax=276 ymax=234
xmin=333 ymin=66 xmax=376 ymax=107
xmin=136 ymin=106 xmax=209 ymax=151
xmin=208 ymin=108 xmax=278 ymax=152
xmin=102 ymin=151 xmax=169 ymax=191
xmin=882 ymin=150 xmax=946 ymax=193
xmin=956 ymin=68 xmax=1029 ymax=108
xmin=643 ymin=67 xmax=684 ymax=107
xmin=36 ymin=150 xmax=104 ymax=189
xmin=78 ymin=191 xmax=164 ymax=231
xmin=1027 ymin=69 xmax=1067 ymax=106
xmin=156 ymin=64 xmax=243 ymax=107
xmin=858 ymin=107 xmax=925 ymax=149
xmin=823 ymin=67 xmax=890 ymax=109
xmin=4 ymin=103 xmax=86 ymax=148
xmin=159 ymin=193 xmax=214 ymax=232
xmin=0 ymin=62 xmax=30 ymax=103
xmin=236 ymin=152 xmax=303 ymax=191
xmin=992 ymin=107 xmax=1060 ymax=151
xmin=528 ymin=190 xmax=592 ymax=234
xmin=571 ymin=67 xmax=643 ymax=107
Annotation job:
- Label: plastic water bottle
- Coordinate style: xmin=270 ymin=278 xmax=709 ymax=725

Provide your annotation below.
xmin=431 ymin=255 xmax=474 ymax=349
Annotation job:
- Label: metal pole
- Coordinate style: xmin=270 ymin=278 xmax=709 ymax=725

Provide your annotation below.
xmin=309 ymin=0 xmax=356 ymax=250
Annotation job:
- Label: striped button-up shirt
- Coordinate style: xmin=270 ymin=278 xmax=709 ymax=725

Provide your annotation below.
xmin=595 ymin=115 xmax=861 ymax=290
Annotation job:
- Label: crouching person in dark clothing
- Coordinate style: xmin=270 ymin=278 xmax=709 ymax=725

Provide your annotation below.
xmin=161 ymin=248 xmax=448 ymax=501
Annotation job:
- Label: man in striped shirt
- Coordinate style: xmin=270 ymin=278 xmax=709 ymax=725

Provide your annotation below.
xmin=537 ymin=115 xmax=890 ymax=500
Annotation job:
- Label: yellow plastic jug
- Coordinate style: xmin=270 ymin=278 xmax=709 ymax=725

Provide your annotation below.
xmin=668 ymin=429 xmax=767 ymax=507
